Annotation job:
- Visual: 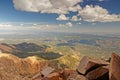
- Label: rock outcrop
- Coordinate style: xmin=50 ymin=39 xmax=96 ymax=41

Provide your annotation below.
xmin=32 ymin=53 xmax=120 ymax=80
xmin=109 ymin=53 xmax=120 ymax=80
xmin=0 ymin=53 xmax=48 ymax=80
xmin=77 ymin=56 xmax=109 ymax=75
xmin=0 ymin=52 xmax=120 ymax=80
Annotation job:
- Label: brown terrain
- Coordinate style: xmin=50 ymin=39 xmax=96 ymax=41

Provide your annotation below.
xmin=0 ymin=53 xmax=48 ymax=80
xmin=0 ymin=43 xmax=15 ymax=53
xmin=0 ymin=51 xmax=120 ymax=80
xmin=0 ymin=43 xmax=120 ymax=80
xmin=0 ymin=43 xmax=49 ymax=54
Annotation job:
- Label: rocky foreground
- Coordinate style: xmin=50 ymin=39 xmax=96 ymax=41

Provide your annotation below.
xmin=0 ymin=53 xmax=120 ymax=80
xmin=32 ymin=53 xmax=120 ymax=80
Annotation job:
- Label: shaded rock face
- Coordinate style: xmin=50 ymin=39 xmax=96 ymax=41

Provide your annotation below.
xmin=75 ymin=53 xmax=120 ymax=80
xmin=85 ymin=66 xmax=109 ymax=80
xmin=68 ymin=71 xmax=88 ymax=80
xmin=60 ymin=69 xmax=75 ymax=80
xmin=76 ymin=56 xmax=109 ymax=80
xmin=109 ymin=53 xmax=120 ymax=80
xmin=44 ymin=72 xmax=60 ymax=80
xmin=77 ymin=56 xmax=109 ymax=75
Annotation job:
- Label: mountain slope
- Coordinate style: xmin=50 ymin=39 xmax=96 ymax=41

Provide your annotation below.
xmin=0 ymin=52 xmax=48 ymax=80
xmin=57 ymin=54 xmax=81 ymax=69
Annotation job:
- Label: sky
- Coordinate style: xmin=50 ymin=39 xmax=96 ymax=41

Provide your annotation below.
xmin=0 ymin=0 xmax=120 ymax=34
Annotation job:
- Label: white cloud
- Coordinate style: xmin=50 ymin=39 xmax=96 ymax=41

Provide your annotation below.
xmin=99 ymin=0 xmax=104 ymax=1
xmin=56 ymin=14 xmax=69 ymax=21
xmin=0 ymin=24 xmax=12 ymax=27
xmin=68 ymin=5 xmax=82 ymax=12
xmin=33 ymin=24 xmax=37 ymax=26
xmin=59 ymin=24 xmax=65 ymax=27
xmin=71 ymin=16 xmax=79 ymax=21
xmin=0 ymin=23 xmax=18 ymax=35
xmin=13 ymin=0 xmax=52 ymax=12
xmin=78 ymin=5 xmax=120 ymax=22
xmin=0 ymin=23 xmax=66 ymax=31
xmin=20 ymin=24 xmax=24 ymax=26
xmin=66 ymin=22 xmax=73 ymax=27
xmin=0 ymin=24 xmax=15 ymax=30
xmin=13 ymin=0 xmax=82 ymax=14
xmin=0 ymin=23 xmax=34 ymax=30
xmin=13 ymin=0 xmax=120 ymax=23
xmin=29 ymin=24 xmax=66 ymax=30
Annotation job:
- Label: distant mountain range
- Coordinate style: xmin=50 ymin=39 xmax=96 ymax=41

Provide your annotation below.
xmin=0 ymin=42 xmax=62 ymax=59
xmin=0 ymin=42 xmax=48 ymax=53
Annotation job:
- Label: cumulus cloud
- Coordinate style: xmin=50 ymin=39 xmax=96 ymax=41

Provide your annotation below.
xmin=56 ymin=14 xmax=69 ymax=21
xmin=68 ymin=5 xmax=82 ymax=12
xmin=13 ymin=0 xmax=120 ymax=23
xmin=59 ymin=24 xmax=65 ymax=27
xmin=66 ymin=22 xmax=73 ymax=27
xmin=13 ymin=0 xmax=82 ymax=14
xmin=78 ymin=5 xmax=120 ymax=22
xmin=71 ymin=16 xmax=79 ymax=21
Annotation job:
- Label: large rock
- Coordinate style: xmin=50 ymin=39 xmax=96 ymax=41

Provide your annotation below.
xmin=45 ymin=72 xmax=60 ymax=80
xmin=61 ymin=69 xmax=75 ymax=80
xmin=86 ymin=65 xmax=109 ymax=80
xmin=75 ymin=75 xmax=88 ymax=80
xmin=41 ymin=67 xmax=55 ymax=77
xmin=68 ymin=71 xmax=88 ymax=80
xmin=32 ymin=67 xmax=55 ymax=80
xmin=32 ymin=72 xmax=42 ymax=80
xmin=109 ymin=53 xmax=120 ymax=80
xmin=77 ymin=56 xmax=109 ymax=75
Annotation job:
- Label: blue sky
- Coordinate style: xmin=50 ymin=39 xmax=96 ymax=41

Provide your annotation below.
xmin=0 ymin=0 xmax=120 ymax=34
